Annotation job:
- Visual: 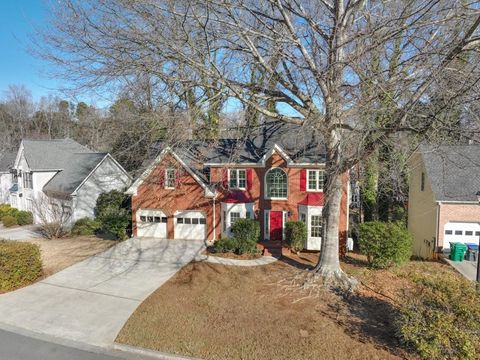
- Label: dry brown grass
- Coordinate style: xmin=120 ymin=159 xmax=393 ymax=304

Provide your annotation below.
xmin=114 ymin=251 xmax=458 ymax=360
xmin=27 ymin=236 xmax=117 ymax=276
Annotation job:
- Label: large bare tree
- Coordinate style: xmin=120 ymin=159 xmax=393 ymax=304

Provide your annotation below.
xmin=37 ymin=0 xmax=480 ymax=285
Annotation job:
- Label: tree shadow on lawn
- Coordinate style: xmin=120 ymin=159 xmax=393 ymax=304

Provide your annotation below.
xmin=323 ymin=289 xmax=411 ymax=358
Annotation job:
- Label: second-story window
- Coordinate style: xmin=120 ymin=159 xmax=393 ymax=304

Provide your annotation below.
xmin=307 ymin=170 xmax=324 ymax=191
xmin=165 ymin=168 xmax=176 ymax=188
xmin=23 ymin=172 xmax=33 ymax=189
xmin=266 ymin=168 xmax=288 ymax=199
xmin=229 ymin=169 xmax=246 ymax=189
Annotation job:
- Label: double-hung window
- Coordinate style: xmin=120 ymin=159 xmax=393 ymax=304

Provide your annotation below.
xmin=311 ymin=215 xmax=322 ymax=238
xmin=265 ymin=168 xmax=288 ymax=199
xmin=165 ymin=168 xmax=175 ymax=188
xmin=23 ymin=172 xmax=33 ymax=189
xmin=229 ymin=169 xmax=246 ymax=189
xmin=307 ymin=170 xmax=324 ymax=191
xmin=230 ymin=212 xmax=241 ymax=225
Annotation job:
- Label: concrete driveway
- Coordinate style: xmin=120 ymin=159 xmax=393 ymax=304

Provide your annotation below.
xmin=0 ymin=224 xmax=43 ymax=240
xmin=0 ymin=238 xmax=204 ymax=347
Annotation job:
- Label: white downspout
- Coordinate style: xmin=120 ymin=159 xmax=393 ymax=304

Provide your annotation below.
xmin=212 ymin=195 xmax=217 ymax=241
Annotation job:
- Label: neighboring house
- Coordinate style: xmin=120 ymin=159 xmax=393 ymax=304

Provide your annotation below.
xmin=408 ymin=144 xmax=480 ymax=258
xmin=127 ymin=122 xmax=349 ymax=251
xmin=0 ymin=151 xmax=16 ymax=204
xmin=10 ymin=139 xmax=132 ymax=225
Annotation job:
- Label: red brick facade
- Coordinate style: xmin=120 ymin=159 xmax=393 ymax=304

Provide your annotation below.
xmin=131 ymin=150 xmax=349 ymax=254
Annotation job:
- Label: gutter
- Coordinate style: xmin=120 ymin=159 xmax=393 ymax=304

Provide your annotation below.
xmin=434 ymin=203 xmax=440 ymax=258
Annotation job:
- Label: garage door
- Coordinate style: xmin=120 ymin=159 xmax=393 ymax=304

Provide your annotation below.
xmin=443 ymin=221 xmax=480 ymax=248
xmin=174 ymin=211 xmax=206 ymax=240
xmin=137 ymin=209 xmax=167 ymax=238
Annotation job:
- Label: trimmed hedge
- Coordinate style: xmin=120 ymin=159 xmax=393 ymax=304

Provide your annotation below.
xmin=71 ymin=217 xmax=101 ymax=236
xmin=396 ymin=272 xmax=480 ymax=359
xmin=0 ymin=240 xmax=43 ymax=292
xmin=2 ymin=215 xmax=17 ymax=227
xmin=16 ymin=211 xmax=33 ymax=226
xmin=285 ymin=221 xmax=307 ymax=252
xmin=358 ymin=221 xmax=412 ymax=268
xmin=231 ymin=218 xmax=261 ymax=243
xmin=0 ymin=204 xmax=33 ymax=227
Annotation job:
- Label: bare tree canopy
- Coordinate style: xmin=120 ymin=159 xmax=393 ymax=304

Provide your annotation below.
xmin=36 ymin=0 xmax=480 ymax=285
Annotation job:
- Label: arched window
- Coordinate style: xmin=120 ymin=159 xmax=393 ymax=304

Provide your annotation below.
xmin=265 ymin=168 xmax=288 ymax=199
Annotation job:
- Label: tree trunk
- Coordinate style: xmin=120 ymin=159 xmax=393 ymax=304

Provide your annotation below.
xmin=314 ymin=169 xmax=343 ymax=276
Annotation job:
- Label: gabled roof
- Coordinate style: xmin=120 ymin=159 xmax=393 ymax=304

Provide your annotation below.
xmin=149 ymin=121 xmax=325 ymax=173
xmin=43 ymin=153 xmax=108 ymax=195
xmin=0 ymin=151 xmax=16 ymax=172
xmin=21 ymin=139 xmax=92 ymax=170
xmin=420 ymin=144 xmax=480 ymax=202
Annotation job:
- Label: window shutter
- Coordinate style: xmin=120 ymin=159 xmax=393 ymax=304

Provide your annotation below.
xmin=247 ymin=169 xmax=253 ymax=190
xmin=223 ymin=168 xmax=228 ymax=189
xmin=300 ymin=169 xmax=306 ymax=191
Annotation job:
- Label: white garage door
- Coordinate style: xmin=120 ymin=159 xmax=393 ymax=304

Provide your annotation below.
xmin=137 ymin=209 xmax=167 ymax=238
xmin=443 ymin=221 xmax=480 ymax=248
xmin=174 ymin=211 xmax=206 ymax=240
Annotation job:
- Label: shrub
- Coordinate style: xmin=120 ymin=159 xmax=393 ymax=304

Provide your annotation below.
xmin=230 ymin=219 xmax=260 ymax=254
xmin=285 ymin=221 xmax=307 ymax=252
xmin=40 ymin=222 xmax=69 ymax=239
xmin=358 ymin=221 xmax=412 ymax=269
xmin=213 ymin=237 xmax=238 ymax=253
xmin=2 ymin=215 xmax=17 ymax=228
xmin=71 ymin=217 xmax=101 ymax=236
xmin=95 ymin=190 xmax=131 ymax=240
xmin=0 ymin=240 xmax=43 ymax=292
xmin=0 ymin=204 xmax=14 ymax=218
xmin=395 ymin=272 xmax=480 ymax=359
xmin=231 ymin=219 xmax=260 ymax=242
xmin=16 ymin=211 xmax=33 ymax=226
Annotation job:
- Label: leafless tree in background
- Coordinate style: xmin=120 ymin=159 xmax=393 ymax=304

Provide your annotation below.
xmin=34 ymin=0 xmax=480 ymax=285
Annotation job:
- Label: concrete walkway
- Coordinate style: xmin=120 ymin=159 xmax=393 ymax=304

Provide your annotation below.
xmin=0 ymin=238 xmax=204 ymax=347
xmin=0 ymin=224 xmax=43 ymax=240
xmin=444 ymin=257 xmax=477 ymax=281
xmin=195 ymin=254 xmax=277 ymax=266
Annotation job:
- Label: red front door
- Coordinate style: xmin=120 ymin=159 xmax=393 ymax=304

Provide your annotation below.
xmin=269 ymin=211 xmax=283 ymax=241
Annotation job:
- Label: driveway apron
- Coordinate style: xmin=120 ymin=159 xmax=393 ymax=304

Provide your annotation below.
xmin=0 ymin=238 xmax=204 ymax=346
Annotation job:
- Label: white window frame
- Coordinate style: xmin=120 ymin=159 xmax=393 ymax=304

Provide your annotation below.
xmin=221 ymin=202 xmax=255 ymax=237
xmin=311 ymin=215 xmax=322 ymax=238
xmin=264 ymin=168 xmax=288 ymax=200
xmin=23 ymin=172 xmax=33 ymax=189
xmin=165 ymin=168 xmax=176 ymax=189
xmin=26 ymin=198 xmax=34 ymax=212
xmin=228 ymin=169 xmax=247 ymax=190
xmin=307 ymin=170 xmax=324 ymax=192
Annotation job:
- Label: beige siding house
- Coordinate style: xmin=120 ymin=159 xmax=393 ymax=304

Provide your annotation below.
xmin=408 ymin=145 xmax=480 ymax=259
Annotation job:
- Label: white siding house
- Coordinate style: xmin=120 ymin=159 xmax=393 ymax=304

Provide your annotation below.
xmin=10 ymin=139 xmax=131 ymax=225
xmin=0 ymin=152 xmax=16 ymax=204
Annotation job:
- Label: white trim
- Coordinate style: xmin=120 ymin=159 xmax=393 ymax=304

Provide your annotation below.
xmin=264 ymin=210 xmax=270 ymax=240
xmin=126 ymin=147 xmax=215 ymax=198
xmin=260 ymin=144 xmax=293 ymax=165
xmin=71 ymin=154 xmax=131 ymax=195
xmin=436 ymin=200 xmax=480 ymax=204
xmin=227 ymin=168 xmax=247 ymax=190
xmin=264 ymin=167 xmax=288 ymax=200
xmin=220 ymin=202 xmax=255 ymax=237
xmin=205 ymin=163 xmax=262 ymax=167
xmin=306 ymin=169 xmax=324 ymax=192
xmin=164 ymin=168 xmax=176 ymax=189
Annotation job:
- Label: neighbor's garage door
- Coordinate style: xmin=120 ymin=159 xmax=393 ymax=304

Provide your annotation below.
xmin=137 ymin=209 xmax=167 ymax=238
xmin=174 ymin=211 xmax=206 ymax=240
xmin=443 ymin=221 xmax=480 ymax=248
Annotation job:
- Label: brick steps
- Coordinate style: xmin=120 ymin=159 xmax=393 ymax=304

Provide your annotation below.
xmin=257 ymin=241 xmax=291 ymax=258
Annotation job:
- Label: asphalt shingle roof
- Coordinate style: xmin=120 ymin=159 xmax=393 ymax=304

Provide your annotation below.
xmin=151 ymin=121 xmax=326 ymax=183
xmin=0 ymin=151 xmax=16 ymax=172
xmin=21 ymin=139 xmax=107 ymax=195
xmin=42 ymin=153 xmax=107 ymax=195
xmin=22 ymin=139 xmax=91 ymax=170
xmin=421 ymin=144 xmax=480 ymax=202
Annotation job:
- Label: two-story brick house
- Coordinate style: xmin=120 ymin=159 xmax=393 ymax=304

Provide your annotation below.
xmin=126 ymin=122 xmax=349 ymax=251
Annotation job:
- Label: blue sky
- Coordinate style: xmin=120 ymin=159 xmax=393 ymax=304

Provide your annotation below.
xmin=0 ymin=1 xmax=66 ymax=101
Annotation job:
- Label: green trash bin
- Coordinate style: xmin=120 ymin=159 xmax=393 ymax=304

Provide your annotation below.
xmin=452 ymin=243 xmax=467 ymax=262
xmin=449 ymin=242 xmax=458 ymax=260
